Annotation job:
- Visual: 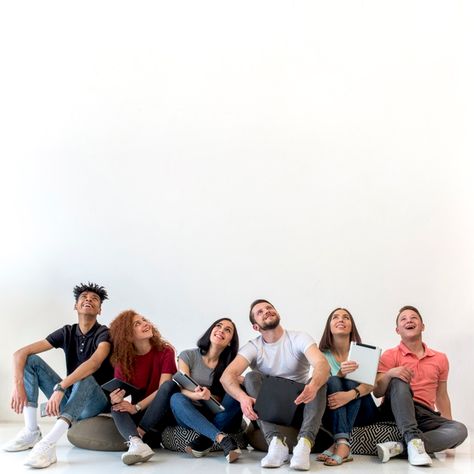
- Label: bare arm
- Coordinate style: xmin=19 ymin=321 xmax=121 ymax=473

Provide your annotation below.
xmin=294 ymin=343 xmax=330 ymax=405
xmin=220 ymin=354 xmax=258 ymax=420
xmin=435 ymin=381 xmax=452 ymax=420
xmin=11 ymin=340 xmax=53 ymax=413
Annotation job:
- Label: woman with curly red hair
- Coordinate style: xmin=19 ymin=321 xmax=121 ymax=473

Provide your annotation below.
xmin=108 ymin=310 xmax=177 ymax=465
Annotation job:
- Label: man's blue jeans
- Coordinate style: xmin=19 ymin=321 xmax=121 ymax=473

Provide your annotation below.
xmin=170 ymin=392 xmax=242 ymax=442
xmin=24 ymin=354 xmax=109 ymax=424
xmin=323 ymin=375 xmax=379 ymax=440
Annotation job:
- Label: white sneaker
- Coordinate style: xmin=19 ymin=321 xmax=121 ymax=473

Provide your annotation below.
xmin=261 ymin=437 xmax=289 ymax=468
xmin=121 ymin=436 xmax=155 ymax=465
xmin=24 ymin=441 xmax=57 ymax=468
xmin=3 ymin=427 xmax=42 ymax=452
xmin=290 ymin=437 xmax=311 ymax=471
xmin=407 ymin=439 xmax=432 ymax=466
xmin=376 ymin=440 xmax=404 ymax=463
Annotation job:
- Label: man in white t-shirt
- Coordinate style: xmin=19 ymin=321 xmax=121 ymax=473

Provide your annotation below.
xmin=221 ymin=299 xmax=329 ymax=470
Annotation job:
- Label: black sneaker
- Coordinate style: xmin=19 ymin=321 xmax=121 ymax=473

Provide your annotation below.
xmin=220 ymin=435 xmax=241 ymax=463
xmin=185 ymin=435 xmax=214 ymax=458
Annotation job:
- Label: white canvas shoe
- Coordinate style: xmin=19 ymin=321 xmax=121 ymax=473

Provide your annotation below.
xmin=3 ymin=427 xmax=42 ymax=452
xmin=24 ymin=441 xmax=57 ymax=468
xmin=376 ymin=440 xmax=404 ymax=463
xmin=290 ymin=437 xmax=311 ymax=471
xmin=121 ymin=436 xmax=154 ymax=465
xmin=261 ymin=437 xmax=289 ymax=468
xmin=407 ymin=439 xmax=432 ymax=466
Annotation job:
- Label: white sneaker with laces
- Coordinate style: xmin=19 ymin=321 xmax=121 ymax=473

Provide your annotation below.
xmin=407 ymin=438 xmax=432 ymax=466
xmin=376 ymin=440 xmax=404 ymax=463
xmin=24 ymin=441 xmax=56 ymax=468
xmin=121 ymin=436 xmax=155 ymax=465
xmin=290 ymin=437 xmax=311 ymax=471
xmin=3 ymin=427 xmax=42 ymax=452
xmin=261 ymin=437 xmax=289 ymax=468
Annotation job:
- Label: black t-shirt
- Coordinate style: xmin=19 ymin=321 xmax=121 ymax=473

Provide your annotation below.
xmin=46 ymin=322 xmax=114 ymax=386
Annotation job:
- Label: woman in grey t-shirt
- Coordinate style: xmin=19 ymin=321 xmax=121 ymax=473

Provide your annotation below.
xmin=170 ymin=318 xmax=242 ymax=463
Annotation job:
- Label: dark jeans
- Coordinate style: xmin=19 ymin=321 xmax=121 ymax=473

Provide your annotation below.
xmin=244 ymin=371 xmax=326 ymax=445
xmin=112 ymin=380 xmax=179 ymax=444
xmin=323 ymin=376 xmax=379 ymax=440
xmin=380 ymin=378 xmax=467 ymax=453
xmin=170 ymin=392 xmax=242 ymax=442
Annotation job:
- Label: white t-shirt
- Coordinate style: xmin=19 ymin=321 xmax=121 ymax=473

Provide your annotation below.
xmin=238 ymin=330 xmax=316 ymax=384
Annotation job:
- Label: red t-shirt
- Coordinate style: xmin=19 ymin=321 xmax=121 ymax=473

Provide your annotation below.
xmin=114 ymin=345 xmax=177 ymax=402
xmin=378 ymin=342 xmax=449 ymax=410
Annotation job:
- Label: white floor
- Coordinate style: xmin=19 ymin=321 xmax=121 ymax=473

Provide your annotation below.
xmin=0 ymin=422 xmax=472 ymax=473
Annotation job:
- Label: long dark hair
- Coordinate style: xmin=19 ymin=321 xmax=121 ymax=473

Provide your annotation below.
xmin=197 ymin=317 xmax=239 ymax=397
xmin=319 ymin=308 xmax=362 ymax=352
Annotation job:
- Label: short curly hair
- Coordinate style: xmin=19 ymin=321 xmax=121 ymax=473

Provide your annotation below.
xmin=73 ymin=282 xmax=108 ymax=303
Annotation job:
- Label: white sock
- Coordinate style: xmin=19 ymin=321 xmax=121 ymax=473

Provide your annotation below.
xmin=41 ymin=419 xmax=69 ymax=445
xmin=23 ymin=406 xmax=38 ymax=432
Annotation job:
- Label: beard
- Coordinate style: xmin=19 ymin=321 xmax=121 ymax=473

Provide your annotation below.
xmin=258 ymin=314 xmax=280 ymax=330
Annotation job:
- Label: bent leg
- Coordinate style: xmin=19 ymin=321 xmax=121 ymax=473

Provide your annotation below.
xmin=213 ymin=394 xmax=242 ymax=433
xmin=170 ymin=393 xmax=219 ymax=442
xmin=23 ymin=355 xmax=61 ymax=407
xmin=61 ymin=376 xmax=109 ymax=423
xmin=298 ymin=383 xmax=326 ymax=444
xmin=139 ymin=380 xmax=179 ymax=435
xmin=415 ymin=404 xmax=468 ymax=453
xmin=325 ymin=376 xmax=361 ymax=440
xmin=244 ymin=372 xmax=282 ymax=444
xmin=382 ymin=378 xmax=422 ymax=444
xmin=112 ymin=411 xmax=140 ymax=440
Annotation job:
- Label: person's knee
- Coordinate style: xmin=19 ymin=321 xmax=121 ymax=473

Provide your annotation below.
xmin=326 ymin=376 xmax=343 ymax=393
xmin=25 ymin=354 xmax=42 ymax=369
xmin=387 ymin=377 xmax=410 ymax=396
xmin=450 ymin=421 xmax=468 ymax=446
xmin=160 ymin=379 xmax=178 ymax=396
xmin=244 ymin=371 xmax=262 ymax=396
xmin=170 ymin=392 xmax=186 ymax=408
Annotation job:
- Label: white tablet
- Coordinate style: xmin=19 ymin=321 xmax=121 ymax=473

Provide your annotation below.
xmin=345 ymin=342 xmax=382 ymax=385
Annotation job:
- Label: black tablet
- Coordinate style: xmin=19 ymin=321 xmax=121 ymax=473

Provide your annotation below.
xmin=172 ymin=372 xmax=225 ymax=414
xmin=101 ymin=378 xmax=140 ymax=398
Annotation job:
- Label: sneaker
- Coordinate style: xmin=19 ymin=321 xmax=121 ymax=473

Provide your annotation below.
xmin=376 ymin=441 xmax=404 ymax=463
xmin=220 ymin=435 xmax=241 ymax=463
xmin=185 ymin=435 xmax=214 ymax=458
xmin=121 ymin=436 xmax=155 ymax=465
xmin=3 ymin=427 xmax=42 ymax=452
xmin=24 ymin=441 xmax=56 ymax=468
xmin=261 ymin=436 xmax=289 ymax=468
xmin=407 ymin=439 xmax=432 ymax=466
xmin=290 ymin=437 xmax=311 ymax=471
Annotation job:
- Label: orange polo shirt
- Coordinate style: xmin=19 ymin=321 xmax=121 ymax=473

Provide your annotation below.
xmin=378 ymin=342 xmax=449 ymax=410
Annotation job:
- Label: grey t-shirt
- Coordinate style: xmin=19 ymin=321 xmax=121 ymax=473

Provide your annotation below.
xmin=178 ymin=348 xmax=213 ymax=388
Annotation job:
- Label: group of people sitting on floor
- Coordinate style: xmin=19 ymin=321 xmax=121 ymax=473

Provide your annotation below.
xmin=3 ymin=282 xmax=467 ymax=470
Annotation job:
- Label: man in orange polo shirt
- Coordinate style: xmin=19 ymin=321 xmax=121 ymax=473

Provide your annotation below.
xmin=373 ymin=305 xmax=467 ymax=466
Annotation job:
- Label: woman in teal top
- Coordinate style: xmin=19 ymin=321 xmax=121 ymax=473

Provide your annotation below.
xmin=317 ymin=308 xmax=378 ymax=466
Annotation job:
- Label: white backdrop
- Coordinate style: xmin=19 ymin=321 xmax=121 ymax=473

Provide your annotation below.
xmin=0 ymin=1 xmax=473 ymax=430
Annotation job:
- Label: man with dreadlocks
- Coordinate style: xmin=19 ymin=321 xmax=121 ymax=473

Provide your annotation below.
xmin=4 ymin=282 xmax=113 ymax=468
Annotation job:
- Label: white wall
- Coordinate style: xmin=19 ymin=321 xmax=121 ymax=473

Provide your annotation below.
xmin=1 ymin=1 xmax=473 ymax=429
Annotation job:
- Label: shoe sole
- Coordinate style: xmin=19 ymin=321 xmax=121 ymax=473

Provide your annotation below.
xmin=24 ymin=456 xmax=57 ymax=468
xmin=4 ymin=434 xmax=43 ymax=452
xmin=409 ymin=459 xmax=433 ymax=466
xmin=261 ymin=457 xmax=290 ymax=468
xmin=122 ymin=452 xmax=154 ymax=465
xmin=376 ymin=445 xmax=390 ymax=463
xmin=184 ymin=446 xmax=211 ymax=458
